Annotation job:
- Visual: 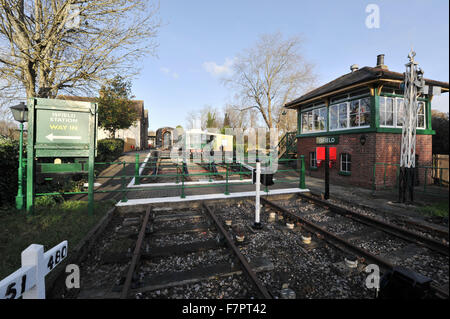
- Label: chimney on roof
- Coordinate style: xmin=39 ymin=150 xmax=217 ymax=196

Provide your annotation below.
xmin=350 ymin=64 xmax=359 ymax=72
xmin=376 ymin=54 xmax=388 ymax=69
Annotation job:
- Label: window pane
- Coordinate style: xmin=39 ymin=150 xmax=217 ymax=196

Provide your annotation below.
xmin=349 ymin=100 xmax=359 ymax=127
xmin=385 ymin=98 xmax=394 ymax=126
xmin=339 ymin=103 xmax=347 ymax=128
xmin=330 ymin=105 xmax=338 ymax=130
xmin=319 ymin=108 xmax=327 ymax=130
xmin=313 ymin=109 xmax=320 ymax=131
xmin=301 ymin=113 xmax=307 ymax=132
xmin=350 ymin=100 xmax=359 ymax=114
xmin=340 ymin=153 xmax=351 ymax=172
xmin=360 ymin=98 xmax=371 ymax=126
xmin=350 ymin=114 xmax=358 ymax=127
xmin=418 ymin=115 xmax=425 ymax=128
xmin=360 ymin=98 xmax=370 ymax=114
xmin=308 ymin=111 xmax=313 ymax=131
xmin=397 ymin=98 xmax=404 ymax=127
xmin=379 ymin=97 xmax=386 ymax=125
xmin=418 ymin=101 xmax=425 ymax=115
xmin=310 ymin=152 xmax=316 ymax=167
xmin=379 ymin=97 xmax=386 ymax=112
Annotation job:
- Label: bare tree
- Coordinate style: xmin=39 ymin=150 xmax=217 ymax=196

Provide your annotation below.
xmin=0 ymin=0 xmax=160 ymax=101
xmin=223 ymin=104 xmax=248 ymax=129
xmin=223 ymin=32 xmax=316 ymax=130
xmin=185 ymin=105 xmax=222 ymax=130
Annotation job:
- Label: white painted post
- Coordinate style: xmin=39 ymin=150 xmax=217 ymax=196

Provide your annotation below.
xmin=253 ymin=160 xmax=262 ymax=229
xmin=21 ymin=244 xmax=45 ymax=299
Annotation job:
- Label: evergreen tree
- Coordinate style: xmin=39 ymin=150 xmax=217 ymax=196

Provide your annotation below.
xmin=97 ymin=76 xmax=139 ymax=138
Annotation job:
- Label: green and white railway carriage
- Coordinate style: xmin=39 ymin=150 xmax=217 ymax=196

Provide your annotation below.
xmin=184 ymin=129 xmax=233 ymax=161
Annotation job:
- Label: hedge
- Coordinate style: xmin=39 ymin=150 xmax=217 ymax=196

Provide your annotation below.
xmin=0 ymin=137 xmax=20 ymax=206
xmin=96 ymin=138 xmax=124 ymax=163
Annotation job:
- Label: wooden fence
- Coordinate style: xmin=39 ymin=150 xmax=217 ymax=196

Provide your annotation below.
xmin=432 ymin=154 xmax=449 ymax=186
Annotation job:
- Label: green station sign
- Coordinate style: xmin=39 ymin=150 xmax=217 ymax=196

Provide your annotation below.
xmin=31 ymin=99 xmax=97 ymax=158
xmin=36 ymin=109 xmax=90 ymax=146
xmin=26 ymin=98 xmax=98 ymax=214
xmin=316 ymin=136 xmax=339 ymax=145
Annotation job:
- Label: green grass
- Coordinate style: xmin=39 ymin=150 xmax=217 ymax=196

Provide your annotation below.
xmin=0 ymin=199 xmax=115 ymax=279
xmin=419 ymin=200 xmax=449 ymax=218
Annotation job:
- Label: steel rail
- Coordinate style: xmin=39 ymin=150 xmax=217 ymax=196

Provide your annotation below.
xmin=120 ymin=207 xmax=152 ymax=299
xmin=307 ymin=191 xmax=449 ymax=239
xmin=261 ymin=197 xmax=448 ymax=299
xmin=297 ymin=193 xmax=449 ymax=256
xmin=203 ymin=203 xmax=272 ymax=299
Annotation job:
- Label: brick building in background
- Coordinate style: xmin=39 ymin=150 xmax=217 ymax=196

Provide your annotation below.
xmin=284 ymin=55 xmax=449 ymax=189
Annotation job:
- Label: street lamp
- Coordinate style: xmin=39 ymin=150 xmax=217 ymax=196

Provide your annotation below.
xmin=10 ymin=102 xmax=28 ymax=210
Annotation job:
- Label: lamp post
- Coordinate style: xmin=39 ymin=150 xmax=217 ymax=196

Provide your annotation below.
xmin=10 ymin=102 xmax=28 ymax=210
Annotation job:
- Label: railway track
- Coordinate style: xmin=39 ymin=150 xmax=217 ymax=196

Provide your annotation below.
xmin=307 ymin=191 xmax=449 ymax=242
xmin=74 ymin=193 xmax=447 ymax=299
xmin=261 ymin=195 xmax=449 ymax=299
xmin=78 ymin=204 xmax=274 ymax=299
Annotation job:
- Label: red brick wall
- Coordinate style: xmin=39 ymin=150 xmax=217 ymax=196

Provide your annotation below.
xmin=297 ymin=132 xmax=432 ymax=189
xmin=374 ymin=133 xmax=432 ymax=188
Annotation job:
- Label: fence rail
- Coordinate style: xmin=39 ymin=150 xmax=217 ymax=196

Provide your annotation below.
xmin=372 ymin=162 xmax=449 ymax=195
xmin=31 ymin=154 xmax=307 ymax=212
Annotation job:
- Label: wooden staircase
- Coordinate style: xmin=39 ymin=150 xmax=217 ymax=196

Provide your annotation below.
xmin=278 ymin=132 xmax=297 ymax=160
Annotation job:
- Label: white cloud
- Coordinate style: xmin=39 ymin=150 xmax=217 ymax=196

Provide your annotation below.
xmin=160 ymin=67 xmax=179 ymax=79
xmin=202 ymin=57 xmax=234 ymax=77
xmin=160 ymin=67 xmax=170 ymax=74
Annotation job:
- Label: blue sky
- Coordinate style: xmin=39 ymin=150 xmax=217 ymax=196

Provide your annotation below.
xmin=131 ymin=0 xmax=449 ymax=131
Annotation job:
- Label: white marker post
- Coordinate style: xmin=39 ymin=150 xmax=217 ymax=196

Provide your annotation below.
xmin=0 ymin=241 xmax=68 ymax=299
xmin=253 ymin=160 xmax=263 ymax=229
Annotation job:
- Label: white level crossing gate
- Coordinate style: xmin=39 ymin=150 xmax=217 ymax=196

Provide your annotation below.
xmin=0 ymin=241 xmax=67 ymax=299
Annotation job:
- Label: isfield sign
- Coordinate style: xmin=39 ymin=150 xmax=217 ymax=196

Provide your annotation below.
xmin=36 ymin=110 xmax=90 ymax=145
xmin=31 ymin=98 xmax=97 ymax=158
xmin=26 ymin=98 xmax=97 ymax=213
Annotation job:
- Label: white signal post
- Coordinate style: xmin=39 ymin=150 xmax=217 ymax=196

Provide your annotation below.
xmin=253 ymin=160 xmax=263 ymax=229
xmin=0 ymin=241 xmax=68 ymax=299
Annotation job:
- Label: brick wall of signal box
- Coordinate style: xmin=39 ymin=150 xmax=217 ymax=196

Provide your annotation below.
xmin=297 ymin=132 xmax=432 ymax=189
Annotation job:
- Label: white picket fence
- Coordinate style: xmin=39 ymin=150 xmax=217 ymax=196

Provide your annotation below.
xmin=0 ymin=241 xmax=68 ymax=299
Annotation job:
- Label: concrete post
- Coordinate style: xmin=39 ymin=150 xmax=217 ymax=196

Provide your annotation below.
xmin=21 ymin=244 xmax=45 ymax=299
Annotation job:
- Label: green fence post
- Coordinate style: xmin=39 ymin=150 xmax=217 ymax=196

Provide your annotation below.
xmin=87 ymin=110 xmax=96 ymax=216
xmin=181 ymin=171 xmax=186 ymax=198
xmin=299 ymin=155 xmax=305 ymax=189
xmin=225 ymin=163 xmax=230 ymax=195
xmin=121 ymin=161 xmax=128 ymax=202
xmin=15 ymin=122 xmax=25 ymax=211
xmin=135 ymin=153 xmax=140 ymax=185
xmin=239 ymin=162 xmax=242 ymax=180
xmin=176 ymin=164 xmax=179 ymax=184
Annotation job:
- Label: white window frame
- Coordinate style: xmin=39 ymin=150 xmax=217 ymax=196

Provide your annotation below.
xmin=300 ymin=105 xmax=327 ymax=134
xmin=349 ymin=97 xmax=371 ymax=128
xmin=379 ymin=96 xmax=395 ymax=127
xmin=379 ymin=96 xmax=426 ymax=129
xmin=329 ymin=98 xmax=371 ymax=132
xmin=340 ymin=153 xmax=351 ymax=173
xmin=417 ymin=101 xmax=426 ymax=129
